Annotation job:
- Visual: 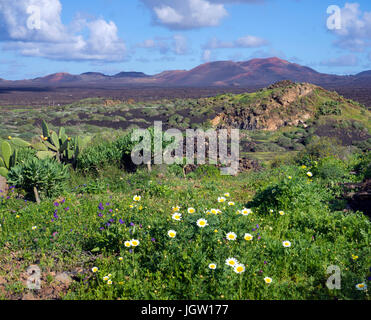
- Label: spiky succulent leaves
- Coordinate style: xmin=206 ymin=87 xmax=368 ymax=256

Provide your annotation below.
xmin=36 ymin=151 xmax=55 ymax=160
xmin=50 ymin=131 xmax=60 ymax=150
xmin=7 ymin=157 xmax=69 ymax=200
xmin=1 ymin=141 xmax=12 ymax=169
xmin=66 ymin=148 xmax=74 ymax=160
xmin=59 ymin=127 xmax=65 ymax=140
xmin=60 ymin=139 xmax=69 ymax=153
xmin=9 ymin=148 xmax=17 ymax=168
xmin=32 ymin=140 xmax=49 ymax=151
xmin=60 ymin=133 xmax=68 ymax=145
xmin=42 ymin=120 xmax=49 ymax=138
xmin=0 ymin=167 xmax=8 ymax=177
xmin=10 ymin=138 xmax=31 ymax=148
xmin=43 ymin=140 xmax=58 ymax=152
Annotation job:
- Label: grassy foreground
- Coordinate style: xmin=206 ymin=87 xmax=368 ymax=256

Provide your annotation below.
xmin=0 ymin=158 xmax=370 ymax=300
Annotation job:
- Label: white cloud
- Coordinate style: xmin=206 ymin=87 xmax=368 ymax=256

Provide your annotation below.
xmin=235 ymin=35 xmax=268 ymax=47
xmin=141 ymin=0 xmax=228 ymax=29
xmin=0 ymin=0 xmax=126 ymax=62
xmin=136 ymin=35 xmax=189 ymax=55
xmin=154 ymin=6 xmax=183 ymax=24
xmin=329 ymin=3 xmax=371 ymax=51
xmin=204 ymin=35 xmax=268 ymax=49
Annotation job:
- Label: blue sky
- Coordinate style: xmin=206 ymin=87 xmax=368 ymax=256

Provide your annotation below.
xmin=1 ymin=0 xmax=371 ymax=79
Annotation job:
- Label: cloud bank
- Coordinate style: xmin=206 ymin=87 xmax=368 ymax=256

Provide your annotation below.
xmin=0 ymin=0 xmax=126 ymax=61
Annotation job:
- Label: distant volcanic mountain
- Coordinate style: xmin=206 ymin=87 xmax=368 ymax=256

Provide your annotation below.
xmin=1 ymin=57 xmax=371 ymax=88
xmin=152 ymin=57 xmax=346 ymax=86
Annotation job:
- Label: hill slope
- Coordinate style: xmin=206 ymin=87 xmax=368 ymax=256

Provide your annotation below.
xmin=1 ymin=57 xmax=371 ymax=89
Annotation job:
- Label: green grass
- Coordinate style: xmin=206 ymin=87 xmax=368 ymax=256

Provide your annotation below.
xmin=0 ymin=162 xmax=370 ymax=300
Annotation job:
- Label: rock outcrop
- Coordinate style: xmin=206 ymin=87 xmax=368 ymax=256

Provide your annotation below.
xmin=213 ymin=81 xmax=338 ymax=131
xmin=0 ymin=176 xmax=8 ymax=197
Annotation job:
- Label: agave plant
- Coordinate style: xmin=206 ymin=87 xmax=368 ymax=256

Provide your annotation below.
xmin=7 ymin=157 xmax=70 ymax=203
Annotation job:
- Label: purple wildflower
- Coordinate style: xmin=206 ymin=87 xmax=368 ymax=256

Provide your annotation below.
xmin=98 ymin=203 xmax=104 ymax=211
xmin=151 ymin=238 xmax=156 ymax=242
xmin=54 ymin=202 xmax=59 ymax=207
xmin=119 ymin=219 xmax=124 ymax=225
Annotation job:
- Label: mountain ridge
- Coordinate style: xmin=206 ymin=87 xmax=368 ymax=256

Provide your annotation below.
xmin=1 ymin=57 xmax=371 ymax=88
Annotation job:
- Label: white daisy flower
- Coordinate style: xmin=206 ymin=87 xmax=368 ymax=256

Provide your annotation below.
xmin=218 ymin=197 xmax=226 ymax=203
xmin=168 ymin=230 xmax=177 ymax=238
xmin=282 ymin=241 xmax=291 ymax=247
xmin=124 ymin=241 xmax=132 ymax=248
xmin=355 ymin=283 xmax=367 ymax=291
xmin=208 ymin=263 xmax=217 ymax=270
xmin=133 ymin=195 xmax=141 ymax=202
xmin=172 ymin=213 xmax=182 ymax=221
xmin=130 ymin=239 xmax=140 ymax=247
xmin=233 ymin=264 xmax=245 ymax=274
xmin=226 ymin=232 xmax=237 ymax=241
xmin=241 ymin=208 xmax=252 ymax=216
xmin=244 ymin=233 xmax=253 ymax=241
xmin=264 ymin=277 xmax=273 ymax=284
xmin=196 ymin=218 xmax=208 ymax=228
xmin=225 ymin=257 xmax=238 ymax=267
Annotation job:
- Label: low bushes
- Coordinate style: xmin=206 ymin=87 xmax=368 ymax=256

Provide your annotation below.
xmin=7 ymin=157 xmax=69 ymax=201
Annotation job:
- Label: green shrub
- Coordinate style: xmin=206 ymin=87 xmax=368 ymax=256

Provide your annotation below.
xmin=276 ymin=136 xmax=294 ymax=149
xmin=312 ymin=156 xmax=348 ymax=182
xmin=317 ymin=101 xmax=342 ymax=116
xmin=254 ymin=142 xmax=286 ymax=152
xmin=295 ymin=136 xmax=345 ymax=166
xmin=188 ymin=165 xmax=220 ymax=179
xmin=249 ymin=166 xmax=333 ymax=212
xmin=16 ymin=147 xmax=37 ymax=164
xmin=7 ymin=158 xmax=69 ymax=201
